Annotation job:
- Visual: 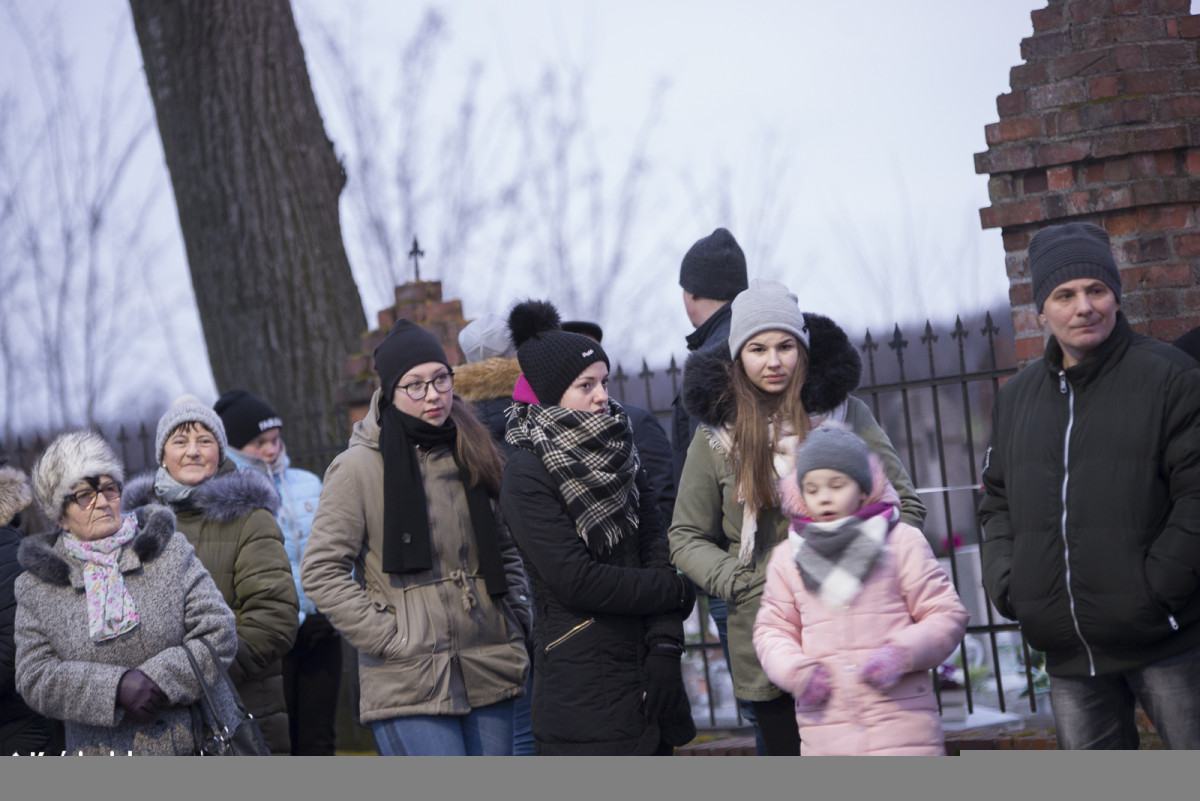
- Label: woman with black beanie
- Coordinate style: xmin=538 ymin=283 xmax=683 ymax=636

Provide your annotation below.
xmin=300 ymin=319 xmax=532 ymax=755
xmin=498 ymin=299 xmax=697 ymax=755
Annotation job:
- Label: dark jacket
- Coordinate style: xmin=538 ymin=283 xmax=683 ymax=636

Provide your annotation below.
xmin=626 ymin=404 xmax=676 ymax=526
xmin=124 ymin=462 xmax=299 ymax=753
xmin=671 ymin=301 xmax=734 ymax=488
xmin=454 ymin=356 xmax=523 ymax=458
xmin=979 ymin=313 xmax=1200 ymax=677
xmin=499 ymin=430 xmax=693 ymax=755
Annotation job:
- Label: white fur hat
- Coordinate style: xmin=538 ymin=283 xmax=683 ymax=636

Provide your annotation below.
xmin=0 ymin=465 xmax=34 ymax=527
xmin=31 ymin=430 xmax=124 ymax=521
xmin=458 ymin=313 xmax=518 ymax=364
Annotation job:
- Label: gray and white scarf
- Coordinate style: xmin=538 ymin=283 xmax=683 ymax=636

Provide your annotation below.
xmin=789 ymin=501 xmax=897 ymax=609
xmin=506 ymin=399 xmax=640 ymax=556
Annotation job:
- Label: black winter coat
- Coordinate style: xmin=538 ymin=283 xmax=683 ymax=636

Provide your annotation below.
xmin=499 ymin=445 xmax=693 ymax=755
xmin=979 ymin=313 xmax=1200 ymax=677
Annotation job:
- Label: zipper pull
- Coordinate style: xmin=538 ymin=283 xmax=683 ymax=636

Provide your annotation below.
xmin=1168 ymin=614 xmax=1180 ymax=631
xmin=1058 ymin=371 xmax=1067 ymax=394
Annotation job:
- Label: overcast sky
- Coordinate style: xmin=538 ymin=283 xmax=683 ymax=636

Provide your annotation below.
xmin=2 ymin=0 xmax=1047 ymax=430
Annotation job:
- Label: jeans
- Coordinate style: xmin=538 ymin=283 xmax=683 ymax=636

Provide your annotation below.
xmin=370 ymin=699 xmax=516 ymax=755
xmin=1048 ymin=644 xmax=1200 ymax=750
xmin=709 ymin=595 xmax=764 ymax=755
xmin=512 ymin=669 xmax=536 ymax=755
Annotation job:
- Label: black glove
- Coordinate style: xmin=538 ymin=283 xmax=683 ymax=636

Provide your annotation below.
xmin=643 ymin=641 xmax=686 ymax=722
xmin=303 ymin=611 xmax=337 ymax=645
xmin=117 ymin=669 xmax=167 ymax=724
xmin=674 ymin=574 xmax=696 ymax=618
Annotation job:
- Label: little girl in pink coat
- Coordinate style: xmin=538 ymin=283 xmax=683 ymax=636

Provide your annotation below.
xmin=753 ymin=425 xmax=969 ymax=755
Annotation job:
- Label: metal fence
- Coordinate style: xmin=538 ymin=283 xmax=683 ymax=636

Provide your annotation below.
xmin=0 ymin=309 xmax=1043 ymax=734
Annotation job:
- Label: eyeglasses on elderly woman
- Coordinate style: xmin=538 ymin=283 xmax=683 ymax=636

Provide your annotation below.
xmin=65 ymin=480 xmax=123 ymax=510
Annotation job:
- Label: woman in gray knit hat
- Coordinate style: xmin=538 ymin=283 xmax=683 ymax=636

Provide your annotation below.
xmin=14 ymin=430 xmax=237 ymax=754
xmin=122 ymin=395 xmax=299 ymax=754
xmin=668 ymin=279 xmax=926 ymax=755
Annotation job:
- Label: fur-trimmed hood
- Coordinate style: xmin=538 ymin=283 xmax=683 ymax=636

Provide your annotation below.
xmin=0 ymin=465 xmax=33 ymax=527
xmin=17 ymin=503 xmax=177 ymax=587
xmin=453 ymin=356 xmax=523 ymax=402
xmin=122 ymin=460 xmax=280 ymax=523
xmin=681 ymin=311 xmax=862 ymax=429
xmin=778 ymin=451 xmax=900 ymax=521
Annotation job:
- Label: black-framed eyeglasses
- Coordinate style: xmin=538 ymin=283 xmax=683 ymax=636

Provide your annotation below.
xmin=397 ymin=371 xmax=454 ymax=401
xmin=66 ymin=481 xmax=123 ymax=510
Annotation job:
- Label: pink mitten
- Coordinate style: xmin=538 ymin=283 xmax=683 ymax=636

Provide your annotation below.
xmin=797 ymin=664 xmax=832 ymax=706
xmin=860 ymin=645 xmax=906 ymax=691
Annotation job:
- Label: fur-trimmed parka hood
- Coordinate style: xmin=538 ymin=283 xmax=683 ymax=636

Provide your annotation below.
xmin=17 ymin=503 xmax=177 ymax=586
xmin=453 ymin=356 xmax=523 ymax=402
xmin=0 ymin=465 xmax=33 ymax=527
xmin=122 ymin=459 xmax=280 ymax=523
xmin=682 ymin=311 xmax=862 ymax=429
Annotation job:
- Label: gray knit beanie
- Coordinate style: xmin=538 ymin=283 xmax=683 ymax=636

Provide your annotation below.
xmin=155 ymin=394 xmax=228 ymax=465
xmin=795 ymin=425 xmax=872 ymax=495
xmin=32 ymin=430 xmax=125 ymax=520
xmin=1029 ymin=222 xmax=1122 ymax=312
xmin=458 ymin=313 xmax=518 ymax=364
xmin=728 ymin=279 xmax=810 ymax=359
xmin=679 ymin=227 xmax=749 ymax=301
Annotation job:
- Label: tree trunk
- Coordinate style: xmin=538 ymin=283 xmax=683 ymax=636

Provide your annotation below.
xmin=127 ymin=0 xmax=366 ymax=473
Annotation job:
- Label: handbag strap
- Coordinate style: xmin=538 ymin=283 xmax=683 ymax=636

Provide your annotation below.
xmin=195 ymin=637 xmax=253 ymax=717
xmin=184 ymin=636 xmax=252 ymax=744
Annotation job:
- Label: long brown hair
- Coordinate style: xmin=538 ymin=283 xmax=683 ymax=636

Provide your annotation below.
xmin=727 ymin=345 xmax=811 ymax=513
xmin=449 ymin=396 xmax=505 ymax=498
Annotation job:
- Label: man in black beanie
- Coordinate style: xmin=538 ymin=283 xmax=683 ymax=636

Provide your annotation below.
xmin=979 ymin=221 xmax=1200 ymax=750
xmin=668 ymin=227 xmax=755 ymax=750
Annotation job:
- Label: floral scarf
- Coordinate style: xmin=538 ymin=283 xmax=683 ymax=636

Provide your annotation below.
xmin=61 ymin=514 xmax=141 ymax=642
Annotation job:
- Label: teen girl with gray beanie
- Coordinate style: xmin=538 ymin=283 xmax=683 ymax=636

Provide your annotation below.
xmin=668 ymin=279 xmax=926 ymax=755
xmin=498 ymin=299 xmax=697 ymax=755
xmin=300 ymin=319 xmax=532 ymax=755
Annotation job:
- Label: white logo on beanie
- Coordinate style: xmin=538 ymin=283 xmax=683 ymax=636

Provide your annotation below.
xmin=258 ymin=417 xmax=283 ymax=432
xmin=581 ymin=349 xmax=594 ymax=357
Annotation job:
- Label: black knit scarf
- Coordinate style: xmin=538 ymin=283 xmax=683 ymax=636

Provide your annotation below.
xmin=378 ymin=405 xmax=507 ymax=596
xmin=505 ymin=400 xmax=640 ymax=557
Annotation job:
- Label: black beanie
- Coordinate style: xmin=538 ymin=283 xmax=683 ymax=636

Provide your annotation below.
xmin=509 ymin=300 xmax=609 ymax=406
xmin=214 ymin=390 xmax=284 ymax=449
xmin=679 ymin=227 xmax=749 ymax=301
xmin=1029 ymin=222 xmax=1122 ymax=312
xmin=373 ymin=319 xmax=451 ymax=403
xmin=561 ymin=320 xmax=604 ymax=343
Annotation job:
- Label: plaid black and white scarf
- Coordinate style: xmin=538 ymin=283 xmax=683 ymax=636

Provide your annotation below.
xmin=506 ymin=400 xmax=640 ymax=556
xmin=789 ymin=501 xmax=897 ymax=609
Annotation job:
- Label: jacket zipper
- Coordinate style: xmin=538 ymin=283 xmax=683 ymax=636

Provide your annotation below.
xmin=1058 ymin=371 xmax=1097 ymax=677
xmin=545 ymin=618 xmax=595 ymax=653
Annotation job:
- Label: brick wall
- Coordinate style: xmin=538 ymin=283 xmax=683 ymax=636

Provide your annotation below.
xmin=976 ymin=0 xmax=1200 ymax=363
xmin=337 ymin=280 xmax=469 ymax=429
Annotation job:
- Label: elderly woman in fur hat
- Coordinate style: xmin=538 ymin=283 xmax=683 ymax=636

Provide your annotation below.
xmin=13 ymin=431 xmax=236 ymax=755
xmin=123 ymin=396 xmax=299 ymax=754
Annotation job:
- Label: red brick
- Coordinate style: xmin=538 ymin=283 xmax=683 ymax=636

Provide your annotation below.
xmin=1011 ymin=62 xmax=1050 ymax=91
xmin=1121 ymin=70 xmax=1175 ymax=95
xmin=1146 ymin=41 xmax=1197 ymax=67
xmin=1053 ymin=108 xmax=1083 ymax=135
xmin=377 ymin=306 xmax=396 ymax=330
xmin=1024 ymin=170 xmax=1050 ymax=193
xmin=1030 ymin=79 xmax=1090 ymax=111
xmin=1157 ymin=152 xmax=1182 ymax=176
xmin=1068 ymin=0 xmax=1108 ymax=24
xmin=1115 ymin=16 xmax=1170 ymax=43
xmin=1184 ymin=68 xmax=1200 ymax=91
xmin=1130 ymin=153 xmax=1160 ymax=177
xmin=1112 ymin=45 xmax=1144 ymax=71
xmin=1044 ymin=193 xmax=1070 ymax=219
xmin=986 ymin=116 xmax=1045 ymax=146
xmin=1148 ymin=289 xmax=1181 ymax=316
xmin=1149 ymin=317 xmax=1194 ymax=343
xmin=996 ymin=198 xmax=1050 ymax=227
xmin=1166 ymin=17 xmax=1179 ymax=38
xmin=1121 ymin=97 xmax=1154 ymax=123
xmin=997 ymin=91 xmax=1027 ymax=118
xmin=1123 ymin=235 xmax=1170 ymax=263
xmin=1139 ymin=205 xmax=1192 ymax=230
xmin=1177 ymin=232 xmax=1200 ymax=257
xmin=1105 ymin=211 xmax=1141 ymax=235
xmin=978 ymin=144 xmax=1038 ymax=174
xmin=1079 ymin=101 xmax=1122 ymax=130
xmin=394 ymin=281 xmax=442 ymax=305
xmin=1182 ymin=16 xmax=1200 ymax=39
xmin=1085 ymin=163 xmax=1106 ymax=183
xmin=1010 ymin=282 xmax=1034 ymax=307
xmin=980 ymin=206 xmax=1001 ymax=230
xmin=1096 ymin=185 xmax=1134 ymax=211
xmin=1089 ymin=74 xmax=1120 ymax=100
xmin=1014 ymin=308 xmax=1042 ymax=335
xmin=989 ymin=174 xmax=1016 ymax=201
xmin=1022 ymin=31 xmax=1074 ymax=61
xmin=1132 ymin=180 xmax=1167 ymax=205
xmin=1047 ymin=165 xmax=1076 ymax=190
xmin=1007 ymin=251 xmax=1029 ymax=280
xmin=1146 ymin=263 xmax=1192 ymax=286
xmin=1037 ymin=138 xmax=1094 ymax=167
xmin=1066 ymin=190 xmax=1095 ymax=216
xmin=1105 ymin=157 xmax=1132 ymax=182
xmin=1052 ymin=50 xmax=1119 ymax=81
xmin=422 ymin=300 xmax=464 ymax=323
xmin=1187 ymin=149 xmax=1200 ymax=173
xmin=1031 ymin=5 xmax=1065 ymax=31
xmin=1078 ymin=20 xmax=1119 ymax=50
xmin=1111 ymin=0 xmax=1143 ymax=12
xmin=1163 ymin=95 xmax=1200 ymax=121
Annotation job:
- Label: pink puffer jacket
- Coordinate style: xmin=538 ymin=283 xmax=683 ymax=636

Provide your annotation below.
xmin=753 ymin=458 xmax=969 ymax=755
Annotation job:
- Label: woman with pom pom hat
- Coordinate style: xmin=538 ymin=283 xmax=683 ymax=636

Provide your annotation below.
xmin=498 ymin=299 xmax=697 ymax=755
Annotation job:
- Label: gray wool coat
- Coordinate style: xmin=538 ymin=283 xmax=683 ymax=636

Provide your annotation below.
xmin=14 ymin=504 xmax=238 ymax=755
